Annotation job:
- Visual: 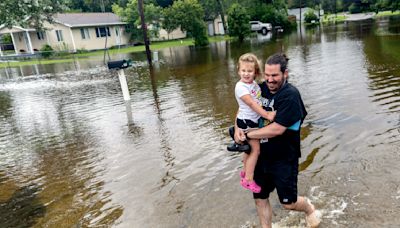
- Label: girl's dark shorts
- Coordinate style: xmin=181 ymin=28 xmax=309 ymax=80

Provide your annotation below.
xmin=236 ymin=118 xmax=259 ymax=130
xmin=253 ymin=159 xmax=299 ymax=204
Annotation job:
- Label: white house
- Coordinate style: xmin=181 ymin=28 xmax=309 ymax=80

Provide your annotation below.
xmin=0 ymin=13 xmax=130 ymax=55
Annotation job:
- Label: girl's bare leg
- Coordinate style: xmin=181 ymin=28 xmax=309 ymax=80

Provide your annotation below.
xmin=242 ymin=153 xmax=248 ymax=172
xmin=245 ymin=139 xmax=260 ymax=181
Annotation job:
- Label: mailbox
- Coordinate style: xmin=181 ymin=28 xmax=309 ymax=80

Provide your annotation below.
xmin=107 ymin=59 xmax=132 ymax=70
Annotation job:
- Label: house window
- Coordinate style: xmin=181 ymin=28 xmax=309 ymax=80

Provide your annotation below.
xmin=95 ymin=27 xmax=110 ymax=38
xmin=80 ymin=28 xmax=90 ymax=39
xmin=115 ymin=27 xmax=119 ymax=36
xmin=56 ymin=30 xmax=63 ymax=42
xmin=37 ymin=31 xmax=45 ymax=40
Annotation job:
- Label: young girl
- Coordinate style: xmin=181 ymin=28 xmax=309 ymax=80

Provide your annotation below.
xmin=234 ymin=53 xmax=275 ymax=193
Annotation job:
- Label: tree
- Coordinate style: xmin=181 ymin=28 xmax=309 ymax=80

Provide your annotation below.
xmin=162 ymin=0 xmax=209 ymax=46
xmin=304 ymin=9 xmax=319 ymax=23
xmin=162 ymin=7 xmax=180 ymax=37
xmin=227 ymin=4 xmax=250 ymax=42
xmin=65 ymin=0 xmax=126 ymax=12
xmin=198 ymin=0 xmax=228 ymax=34
xmin=113 ymin=0 xmax=162 ymax=42
xmin=0 ymin=0 xmax=66 ymax=30
xmin=155 ymin=0 xmax=173 ymax=8
xmin=389 ymin=0 xmax=400 ymax=12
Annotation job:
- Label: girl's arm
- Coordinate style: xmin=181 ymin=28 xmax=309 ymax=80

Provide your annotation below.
xmin=240 ymin=94 xmax=276 ymax=121
xmin=234 ymin=109 xmax=246 ymax=142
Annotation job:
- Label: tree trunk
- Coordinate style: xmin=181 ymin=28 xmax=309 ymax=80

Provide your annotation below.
xmin=216 ymin=0 xmax=228 ymax=34
xmin=138 ymin=0 xmax=152 ymax=65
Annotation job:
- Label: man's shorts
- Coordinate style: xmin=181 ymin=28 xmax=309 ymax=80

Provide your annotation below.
xmin=253 ymin=159 xmax=299 ymax=204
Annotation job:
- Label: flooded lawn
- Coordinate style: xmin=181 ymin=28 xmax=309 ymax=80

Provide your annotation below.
xmin=0 ymin=17 xmax=399 ymax=227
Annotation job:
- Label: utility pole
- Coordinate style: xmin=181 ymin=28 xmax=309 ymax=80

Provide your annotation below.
xmin=138 ymin=0 xmax=152 ymax=65
xmin=216 ymin=0 xmax=228 ymax=34
xmin=299 ymin=0 xmax=302 ymax=24
xmin=334 ymin=0 xmax=337 ymax=18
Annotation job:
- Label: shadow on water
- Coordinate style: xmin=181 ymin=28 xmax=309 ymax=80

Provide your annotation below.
xmin=0 ymin=176 xmax=45 ymax=228
xmin=148 ymin=66 xmax=179 ymax=191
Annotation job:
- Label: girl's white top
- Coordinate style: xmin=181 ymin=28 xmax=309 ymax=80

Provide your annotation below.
xmin=235 ymin=81 xmax=262 ymax=123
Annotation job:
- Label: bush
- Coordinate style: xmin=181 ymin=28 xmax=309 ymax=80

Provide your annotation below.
xmin=40 ymin=44 xmax=53 ymax=58
xmin=191 ymin=19 xmax=209 ymax=46
xmin=304 ymin=9 xmax=319 ymax=23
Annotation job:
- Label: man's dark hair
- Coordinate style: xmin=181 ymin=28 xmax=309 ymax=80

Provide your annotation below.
xmin=265 ymin=53 xmax=289 ymax=73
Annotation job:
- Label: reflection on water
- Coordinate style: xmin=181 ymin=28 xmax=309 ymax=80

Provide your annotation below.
xmin=1 ymin=17 xmax=400 ymax=227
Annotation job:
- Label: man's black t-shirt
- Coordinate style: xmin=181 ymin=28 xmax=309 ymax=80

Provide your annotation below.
xmin=257 ymin=81 xmax=307 ymax=164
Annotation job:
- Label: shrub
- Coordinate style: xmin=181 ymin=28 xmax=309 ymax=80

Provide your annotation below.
xmin=40 ymin=44 xmax=53 ymax=58
xmin=304 ymin=9 xmax=319 ymax=23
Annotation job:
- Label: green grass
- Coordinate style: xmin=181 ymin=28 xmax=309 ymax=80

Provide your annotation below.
xmin=321 ymin=14 xmax=347 ymax=24
xmin=0 ymin=36 xmax=231 ymax=68
xmin=374 ymin=10 xmax=400 ymax=17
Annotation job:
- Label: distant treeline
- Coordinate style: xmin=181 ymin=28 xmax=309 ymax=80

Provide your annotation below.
xmin=286 ymin=0 xmax=399 ymax=14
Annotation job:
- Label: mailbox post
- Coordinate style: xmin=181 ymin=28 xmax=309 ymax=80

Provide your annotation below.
xmin=107 ymin=59 xmax=132 ymax=101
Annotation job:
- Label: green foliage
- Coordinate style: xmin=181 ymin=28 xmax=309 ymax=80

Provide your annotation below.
xmin=112 ymin=0 xmax=162 ymax=42
xmin=0 ymin=0 xmax=66 ymax=30
xmin=65 ymin=0 xmax=129 ymax=12
xmin=198 ymin=0 xmax=220 ymax=20
xmin=0 ymin=34 xmax=12 ymax=44
xmin=191 ymin=20 xmax=209 ymax=46
xmin=162 ymin=7 xmax=180 ymax=34
xmin=162 ymin=0 xmax=209 ymax=46
xmin=40 ymin=44 xmax=54 ymax=58
xmin=155 ymin=0 xmax=174 ymax=8
xmin=349 ymin=3 xmax=362 ymax=13
xmin=227 ymin=3 xmax=250 ymax=42
xmin=317 ymin=0 xmax=399 ymax=13
xmin=304 ymin=9 xmax=319 ymax=23
xmin=241 ymin=0 xmax=294 ymax=30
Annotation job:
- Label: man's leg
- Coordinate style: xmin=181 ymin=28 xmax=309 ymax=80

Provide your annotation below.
xmin=282 ymin=196 xmax=312 ymax=214
xmin=273 ymin=159 xmax=320 ymax=227
xmin=255 ymin=198 xmax=272 ymax=228
xmin=282 ymin=196 xmax=320 ymax=227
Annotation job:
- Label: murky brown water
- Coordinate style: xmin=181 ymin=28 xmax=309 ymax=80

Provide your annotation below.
xmin=1 ymin=17 xmax=400 ymax=228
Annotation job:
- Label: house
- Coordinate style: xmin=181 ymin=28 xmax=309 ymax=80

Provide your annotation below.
xmin=207 ymin=15 xmax=226 ymax=36
xmin=0 ymin=13 xmax=130 ymax=56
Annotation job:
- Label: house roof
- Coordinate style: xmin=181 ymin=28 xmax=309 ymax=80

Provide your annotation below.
xmin=0 ymin=25 xmax=36 ymax=34
xmin=54 ymin=13 xmax=127 ymax=28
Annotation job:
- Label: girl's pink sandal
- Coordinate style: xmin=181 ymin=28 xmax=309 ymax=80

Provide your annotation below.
xmin=240 ymin=178 xmax=261 ymax=193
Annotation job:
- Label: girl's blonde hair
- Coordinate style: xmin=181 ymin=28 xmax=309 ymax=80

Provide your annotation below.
xmin=237 ymin=53 xmax=262 ymax=80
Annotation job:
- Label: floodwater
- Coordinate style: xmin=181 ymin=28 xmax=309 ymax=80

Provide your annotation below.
xmin=1 ymin=17 xmax=399 ymax=227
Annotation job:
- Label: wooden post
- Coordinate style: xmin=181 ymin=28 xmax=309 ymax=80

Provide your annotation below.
xmin=117 ymin=69 xmax=131 ymax=101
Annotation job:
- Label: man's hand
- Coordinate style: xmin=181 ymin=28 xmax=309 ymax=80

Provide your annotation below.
xmin=234 ymin=126 xmax=246 ymax=143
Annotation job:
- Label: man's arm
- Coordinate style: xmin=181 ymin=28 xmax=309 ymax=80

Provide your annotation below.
xmin=246 ymin=122 xmax=286 ymax=139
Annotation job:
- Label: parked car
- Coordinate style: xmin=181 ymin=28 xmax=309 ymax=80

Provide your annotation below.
xmin=250 ymin=21 xmax=272 ymax=35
